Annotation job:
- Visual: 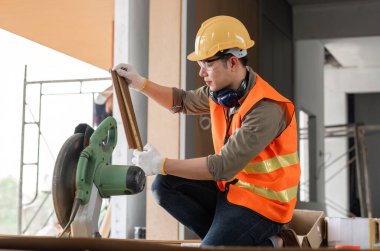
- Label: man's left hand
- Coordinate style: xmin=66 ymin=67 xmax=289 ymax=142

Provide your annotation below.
xmin=132 ymin=144 xmax=164 ymax=176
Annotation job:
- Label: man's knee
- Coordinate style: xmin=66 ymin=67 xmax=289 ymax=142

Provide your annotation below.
xmin=151 ymin=175 xmax=166 ymax=204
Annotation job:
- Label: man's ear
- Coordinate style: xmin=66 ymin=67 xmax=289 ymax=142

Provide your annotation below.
xmin=229 ymin=57 xmax=240 ymax=71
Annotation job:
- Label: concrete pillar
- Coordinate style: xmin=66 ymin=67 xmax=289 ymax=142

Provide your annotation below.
xmin=111 ymin=0 xmax=149 ymax=239
xmin=295 ymin=40 xmax=325 ymax=210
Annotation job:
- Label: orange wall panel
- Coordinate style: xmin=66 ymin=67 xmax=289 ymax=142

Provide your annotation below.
xmin=0 ymin=0 xmax=114 ymax=70
xmin=147 ymin=0 xmax=182 ymax=240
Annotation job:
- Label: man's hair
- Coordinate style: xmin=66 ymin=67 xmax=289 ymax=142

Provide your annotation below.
xmin=220 ymin=54 xmax=249 ymax=67
xmin=238 ymin=56 xmax=249 ymax=66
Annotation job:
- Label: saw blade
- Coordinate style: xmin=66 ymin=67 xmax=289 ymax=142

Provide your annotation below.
xmin=52 ymin=133 xmax=84 ymax=228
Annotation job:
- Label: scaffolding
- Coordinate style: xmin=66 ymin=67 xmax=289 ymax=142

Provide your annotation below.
xmin=18 ymin=65 xmax=111 ymax=234
xmin=299 ymin=123 xmax=380 ymax=217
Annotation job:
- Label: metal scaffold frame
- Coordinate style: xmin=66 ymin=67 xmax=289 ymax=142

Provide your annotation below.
xmin=18 ymin=65 xmax=111 ymax=234
xmin=299 ymin=123 xmax=380 ymax=217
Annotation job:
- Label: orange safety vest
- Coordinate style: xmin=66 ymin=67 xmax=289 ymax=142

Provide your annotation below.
xmin=209 ymin=73 xmax=300 ymax=223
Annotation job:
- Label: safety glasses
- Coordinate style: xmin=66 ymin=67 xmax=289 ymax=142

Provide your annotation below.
xmin=197 ymin=54 xmax=231 ymax=71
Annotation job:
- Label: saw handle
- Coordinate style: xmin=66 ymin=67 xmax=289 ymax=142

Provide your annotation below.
xmin=75 ymin=149 xmax=92 ymax=203
xmin=90 ymin=116 xmax=117 ymax=152
xmin=75 ymin=117 xmax=118 ymax=204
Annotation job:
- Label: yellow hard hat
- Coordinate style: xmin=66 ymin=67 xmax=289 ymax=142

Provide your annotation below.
xmin=187 ymin=15 xmax=255 ymax=61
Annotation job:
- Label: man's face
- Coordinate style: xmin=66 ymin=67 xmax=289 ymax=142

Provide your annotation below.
xmin=198 ymin=56 xmax=232 ymax=92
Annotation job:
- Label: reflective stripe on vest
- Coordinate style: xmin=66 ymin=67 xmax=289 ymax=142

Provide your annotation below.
xmin=242 ymin=152 xmax=299 ymax=174
xmin=235 ymin=180 xmax=298 ymax=203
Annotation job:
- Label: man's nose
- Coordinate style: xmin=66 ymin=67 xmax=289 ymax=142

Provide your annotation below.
xmin=199 ymin=67 xmax=208 ymax=77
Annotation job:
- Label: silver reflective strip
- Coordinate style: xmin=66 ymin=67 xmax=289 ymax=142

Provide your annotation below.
xmin=242 ymin=152 xmax=299 ymax=174
xmin=235 ymin=180 xmax=298 ymax=203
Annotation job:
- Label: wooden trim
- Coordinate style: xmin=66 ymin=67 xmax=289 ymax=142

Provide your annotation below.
xmin=111 ymin=70 xmax=143 ymax=151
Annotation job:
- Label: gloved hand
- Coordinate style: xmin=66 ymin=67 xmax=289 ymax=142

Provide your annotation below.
xmin=112 ymin=63 xmax=146 ymax=91
xmin=132 ymin=144 xmax=165 ymax=176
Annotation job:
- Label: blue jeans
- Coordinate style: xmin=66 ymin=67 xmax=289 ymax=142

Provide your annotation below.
xmin=151 ymin=175 xmax=283 ymax=247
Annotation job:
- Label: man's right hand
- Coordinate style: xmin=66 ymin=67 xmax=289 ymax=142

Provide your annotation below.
xmin=113 ymin=63 xmax=146 ymax=91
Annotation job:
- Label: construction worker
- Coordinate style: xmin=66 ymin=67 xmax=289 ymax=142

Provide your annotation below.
xmin=94 ymin=85 xmax=113 ymax=126
xmin=114 ymin=15 xmax=300 ymax=247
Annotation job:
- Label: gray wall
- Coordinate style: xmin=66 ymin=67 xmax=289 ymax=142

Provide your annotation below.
xmin=293 ymin=0 xmax=380 ymax=39
xmin=295 ymin=40 xmax=325 ymax=208
xmin=259 ymin=0 xmax=294 ymax=100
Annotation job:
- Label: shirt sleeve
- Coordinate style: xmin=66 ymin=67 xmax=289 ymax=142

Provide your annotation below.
xmin=170 ymin=86 xmax=210 ymax=115
xmin=207 ymin=99 xmax=288 ymax=181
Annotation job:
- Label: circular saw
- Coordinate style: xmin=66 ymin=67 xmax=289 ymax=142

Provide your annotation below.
xmin=52 ymin=116 xmax=146 ymax=237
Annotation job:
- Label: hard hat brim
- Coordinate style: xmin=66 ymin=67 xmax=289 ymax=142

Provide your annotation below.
xmin=187 ymin=52 xmax=204 ymax=61
xmin=187 ymin=40 xmax=254 ymax=62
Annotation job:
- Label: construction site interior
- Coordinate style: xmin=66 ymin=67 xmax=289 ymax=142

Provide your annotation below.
xmin=1 ymin=0 xmax=380 ymax=250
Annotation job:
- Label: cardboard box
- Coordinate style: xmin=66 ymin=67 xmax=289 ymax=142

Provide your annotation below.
xmin=326 ymin=217 xmax=380 ymax=249
xmin=287 ymin=209 xmax=326 ymax=248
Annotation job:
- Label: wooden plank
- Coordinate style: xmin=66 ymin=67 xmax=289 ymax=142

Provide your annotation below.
xmin=110 ymin=70 xmax=143 ymax=151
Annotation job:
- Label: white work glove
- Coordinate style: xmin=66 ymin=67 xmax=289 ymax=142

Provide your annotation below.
xmin=132 ymin=144 xmax=165 ymax=176
xmin=112 ymin=63 xmax=146 ymax=91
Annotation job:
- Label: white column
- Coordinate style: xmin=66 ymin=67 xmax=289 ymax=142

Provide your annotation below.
xmin=111 ymin=0 xmax=149 ymax=239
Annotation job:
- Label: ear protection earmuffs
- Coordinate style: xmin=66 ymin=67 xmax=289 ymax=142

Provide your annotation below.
xmin=210 ymin=79 xmax=247 ymax=108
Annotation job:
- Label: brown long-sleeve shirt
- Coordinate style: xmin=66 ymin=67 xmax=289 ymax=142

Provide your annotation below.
xmin=170 ymin=67 xmax=287 ymax=181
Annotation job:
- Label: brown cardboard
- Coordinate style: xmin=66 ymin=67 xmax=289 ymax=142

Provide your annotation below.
xmin=375 ymin=219 xmax=380 ymax=248
xmin=287 ymin=209 xmax=326 ymax=248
